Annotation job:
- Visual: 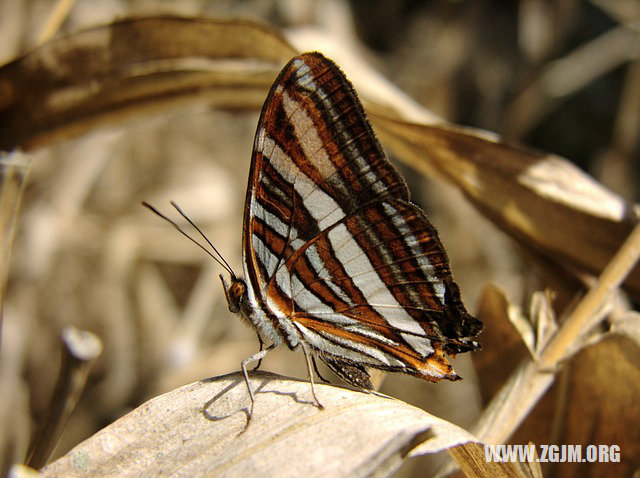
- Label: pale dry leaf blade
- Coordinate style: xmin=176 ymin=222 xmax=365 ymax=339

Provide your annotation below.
xmin=41 ymin=371 xmax=478 ymax=477
xmin=0 ymin=16 xmax=297 ymax=150
xmin=506 ymin=301 xmax=536 ymax=356
xmin=529 ymin=290 xmax=557 ymax=356
xmin=473 ymin=283 xmax=531 ymax=404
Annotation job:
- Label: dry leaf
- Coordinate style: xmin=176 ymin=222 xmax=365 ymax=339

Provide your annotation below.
xmin=41 ymin=372 xmax=478 ymax=477
xmin=506 ymin=334 xmax=640 ymax=477
xmin=484 ymin=288 xmax=557 ymax=360
xmin=473 ymin=284 xmax=529 ymax=404
xmin=0 ymin=16 xmax=296 ymax=150
xmin=556 ymin=334 xmax=640 ymax=477
xmin=473 ymin=222 xmax=640 ymax=448
xmin=507 ymin=298 xmax=536 ymax=357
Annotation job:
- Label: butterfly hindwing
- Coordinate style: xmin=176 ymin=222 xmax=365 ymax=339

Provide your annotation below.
xmin=242 ymin=52 xmax=481 ymax=386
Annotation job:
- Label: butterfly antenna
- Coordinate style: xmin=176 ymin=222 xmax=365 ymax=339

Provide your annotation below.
xmin=168 ymin=201 xmax=237 ymax=278
xmin=141 ymin=201 xmax=236 ymax=278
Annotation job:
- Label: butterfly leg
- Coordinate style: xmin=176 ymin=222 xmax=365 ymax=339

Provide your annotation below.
xmin=241 ymin=342 xmax=277 ymax=426
xmin=252 ymin=331 xmax=265 ymax=371
xmin=300 ymin=341 xmax=325 ymax=410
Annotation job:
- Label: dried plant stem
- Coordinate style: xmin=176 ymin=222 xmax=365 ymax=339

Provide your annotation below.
xmin=26 ymin=327 xmax=102 ymax=469
xmin=475 ymin=220 xmax=640 ymax=444
xmin=36 ymin=0 xmax=77 ymax=45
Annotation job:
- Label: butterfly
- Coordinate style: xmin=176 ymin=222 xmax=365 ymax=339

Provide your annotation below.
xmin=144 ymin=52 xmax=482 ymax=417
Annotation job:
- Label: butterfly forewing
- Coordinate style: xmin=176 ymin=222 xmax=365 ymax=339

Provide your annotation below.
xmin=242 ymin=52 xmax=481 ymax=386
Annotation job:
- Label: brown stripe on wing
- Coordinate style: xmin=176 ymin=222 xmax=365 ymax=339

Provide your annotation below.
xmin=295 ymin=314 xmax=457 ymax=381
xmin=282 ymin=196 xmax=478 ymax=353
xmin=360 ymin=201 xmax=445 ymax=311
xmin=340 ymin=205 xmax=447 ymax=350
xmin=288 ymin=243 xmax=354 ymax=315
xmin=244 ymin=51 xmax=409 ymax=311
xmin=351 ymin=205 xmax=434 ymax=311
xmin=256 ymin=159 xmax=295 ymax=223
xmin=344 ymin=199 xmax=479 ymax=345
xmin=379 ymin=199 xmax=482 ymax=342
xmin=340 ymin=202 xmax=443 ymax=328
xmin=279 ymin=84 xmax=383 ymax=201
xmin=285 ymin=227 xmax=396 ymax=335
xmin=293 ymin=54 xmax=409 ymax=200
xmin=251 ymin=216 xmax=288 ymax=271
xmin=264 ymin=54 xmax=409 ymax=215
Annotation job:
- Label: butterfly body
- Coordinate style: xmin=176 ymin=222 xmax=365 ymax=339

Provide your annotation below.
xmin=224 ymin=52 xmax=481 ymax=390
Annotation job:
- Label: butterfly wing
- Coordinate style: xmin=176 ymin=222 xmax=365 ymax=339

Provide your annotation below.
xmin=242 ymin=52 xmax=408 ymax=341
xmin=242 ymin=52 xmax=481 ymax=385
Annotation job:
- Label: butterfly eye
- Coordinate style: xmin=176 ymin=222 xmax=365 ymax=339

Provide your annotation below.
xmin=222 ymin=277 xmax=246 ymax=314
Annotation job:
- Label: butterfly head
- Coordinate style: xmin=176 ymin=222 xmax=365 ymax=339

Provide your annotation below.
xmin=220 ymin=273 xmax=246 ymax=314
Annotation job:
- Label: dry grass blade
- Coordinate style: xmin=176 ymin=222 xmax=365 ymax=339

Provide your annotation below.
xmin=0 ymin=16 xmax=297 ymax=150
xmin=540 ymin=221 xmax=640 ymax=367
xmin=610 ymin=310 xmax=640 ymax=346
xmin=41 ymin=371 xmax=477 ymax=477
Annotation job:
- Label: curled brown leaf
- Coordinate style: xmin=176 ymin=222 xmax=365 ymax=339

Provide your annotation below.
xmin=0 ymin=16 xmax=296 ymax=150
